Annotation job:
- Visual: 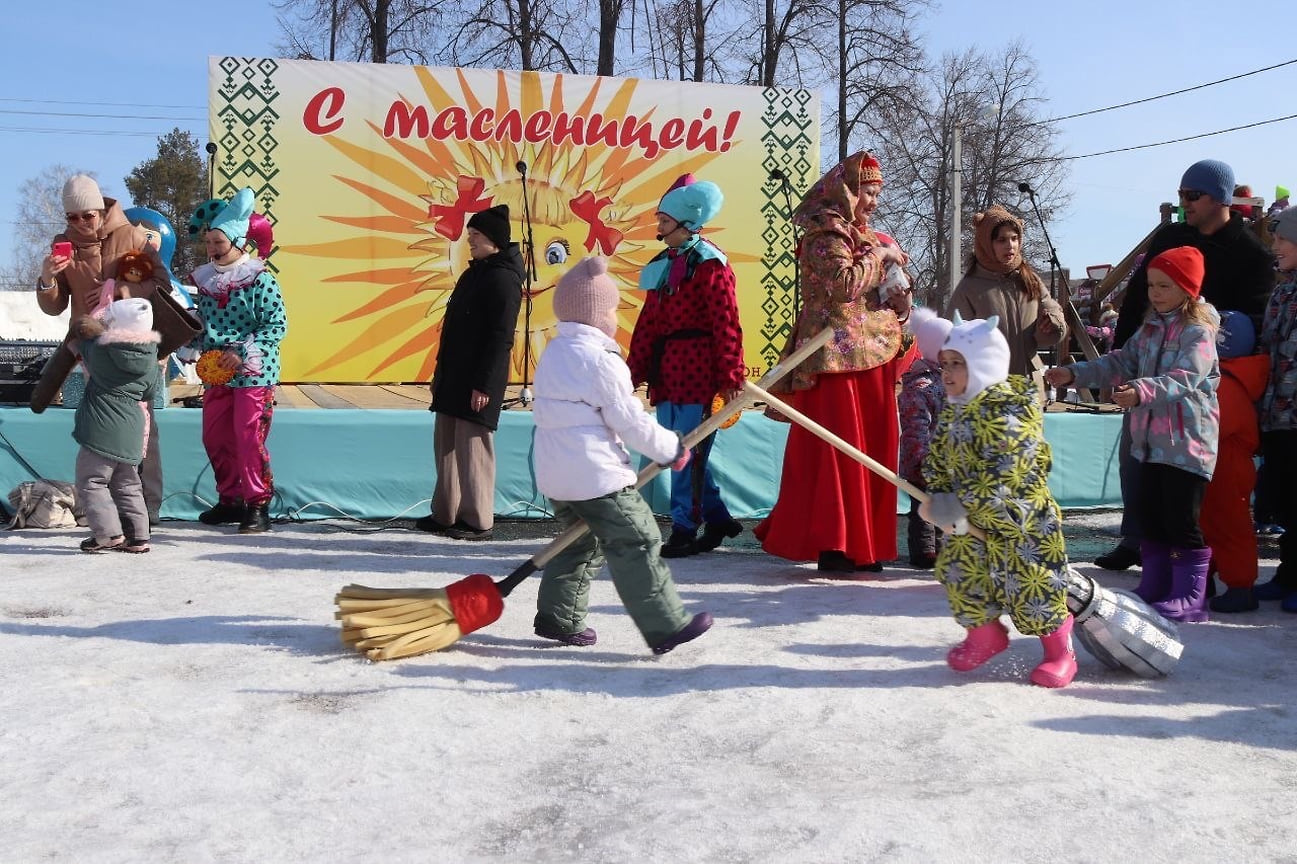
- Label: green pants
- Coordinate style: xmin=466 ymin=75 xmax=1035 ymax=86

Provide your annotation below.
xmin=536 ymin=487 xmax=689 ymax=646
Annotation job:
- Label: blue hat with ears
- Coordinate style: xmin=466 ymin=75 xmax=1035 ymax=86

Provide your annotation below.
xmin=207 ymin=188 xmax=256 ymax=248
xmin=658 ymin=177 xmax=724 ymax=232
xmin=944 ymin=312 xmax=1011 ymax=403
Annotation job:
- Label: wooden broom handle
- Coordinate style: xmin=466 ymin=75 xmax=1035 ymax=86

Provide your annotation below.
xmin=744 ymin=381 xmax=987 ymax=542
xmin=496 ymin=327 xmax=837 ymax=595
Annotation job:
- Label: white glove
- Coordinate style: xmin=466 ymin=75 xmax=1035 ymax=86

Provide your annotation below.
xmin=927 ymin=492 xmax=969 ymax=535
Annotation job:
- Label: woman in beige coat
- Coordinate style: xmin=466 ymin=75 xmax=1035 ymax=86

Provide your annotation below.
xmin=946 ymin=205 xmax=1066 ymax=379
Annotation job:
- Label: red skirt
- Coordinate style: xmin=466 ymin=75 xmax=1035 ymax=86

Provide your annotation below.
xmin=755 ymin=365 xmax=902 ymax=566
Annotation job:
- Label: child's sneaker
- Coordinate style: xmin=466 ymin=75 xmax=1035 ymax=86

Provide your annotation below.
xmin=80 ymin=536 xmax=124 ymax=553
xmin=119 ymin=538 xmax=151 ymax=554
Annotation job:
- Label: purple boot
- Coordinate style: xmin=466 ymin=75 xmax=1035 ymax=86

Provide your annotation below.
xmin=1133 ymin=540 xmax=1172 ymax=604
xmin=534 ymin=624 xmax=598 ymax=646
xmin=651 ymin=612 xmax=713 ymax=655
xmin=1152 ymin=547 xmax=1212 ymax=623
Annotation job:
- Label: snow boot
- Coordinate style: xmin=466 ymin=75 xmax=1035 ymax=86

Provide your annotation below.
xmin=946 ymin=619 xmax=1010 ymax=672
xmin=661 ymin=526 xmax=698 ymax=558
xmin=1152 ymin=546 xmax=1211 ymax=623
xmin=1030 ymin=615 xmax=1077 ymax=689
xmin=651 ymin=612 xmax=713 ymax=655
xmin=1132 ymin=540 xmax=1172 ymax=603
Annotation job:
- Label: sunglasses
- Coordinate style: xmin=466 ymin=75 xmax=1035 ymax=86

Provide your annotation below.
xmin=1178 ymin=190 xmax=1205 ymax=203
xmin=65 ymin=211 xmax=99 ymax=223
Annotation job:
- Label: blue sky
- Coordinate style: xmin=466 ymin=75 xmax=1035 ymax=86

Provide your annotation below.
xmin=1 ymin=1 xmax=1293 ymax=286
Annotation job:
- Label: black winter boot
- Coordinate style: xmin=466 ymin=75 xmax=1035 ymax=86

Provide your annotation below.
xmin=694 ymin=518 xmax=743 ymax=553
xmin=199 ymin=499 xmax=245 ymax=525
xmin=661 ymin=526 xmax=697 ymax=558
xmin=238 ymin=502 xmax=271 ymax=534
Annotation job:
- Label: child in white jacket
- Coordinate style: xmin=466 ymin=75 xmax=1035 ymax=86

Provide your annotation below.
xmin=531 ymin=256 xmax=712 ymax=653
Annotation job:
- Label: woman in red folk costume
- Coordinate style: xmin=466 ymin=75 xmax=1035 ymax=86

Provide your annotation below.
xmin=628 ymin=175 xmax=746 ymax=558
xmin=755 ymin=151 xmax=914 ymax=573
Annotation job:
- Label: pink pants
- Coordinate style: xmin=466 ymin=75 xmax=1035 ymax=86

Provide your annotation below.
xmin=202 ymin=385 xmax=276 ymax=506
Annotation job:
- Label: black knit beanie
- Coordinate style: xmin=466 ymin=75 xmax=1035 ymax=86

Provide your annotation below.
xmin=467 ymin=204 xmax=510 ymax=250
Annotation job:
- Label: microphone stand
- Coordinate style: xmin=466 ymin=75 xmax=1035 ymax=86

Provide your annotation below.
xmin=205 ymin=142 xmax=218 ymax=198
xmin=1020 ymin=180 xmax=1080 ymax=400
xmin=505 ymin=160 xmax=538 ymax=409
xmin=771 ymin=169 xmax=801 ymax=317
xmin=1019 ymin=182 xmax=1061 ymax=302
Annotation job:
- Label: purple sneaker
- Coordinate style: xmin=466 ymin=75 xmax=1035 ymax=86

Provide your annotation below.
xmin=651 ymin=612 xmax=713 ymax=655
xmin=534 ymin=624 xmax=597 ymax=647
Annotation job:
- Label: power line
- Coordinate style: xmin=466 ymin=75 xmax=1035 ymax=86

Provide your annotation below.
xmin=0 ymin=97 xmax=205 ymax=111
xmin=1039 ymin=57 xmax=1297 ymax=124
xmin=0 ymin=108 xmax=206 ymax=121
xmin=1059 ymin=112 xmax=1297 ymax=160
xmin=0 ymin=125 xmax=205 ymax=137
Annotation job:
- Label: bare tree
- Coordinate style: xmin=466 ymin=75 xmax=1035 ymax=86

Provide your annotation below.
xmin=745 ymin=0 xmax=825 ymax=88
xmin=830 ymin=0 xmax=925 ymax=163
xmin=446 ymin=0 xmax=582 ymax=72
xmin=595 ymin=0 xmax=626 ymax=75
xmin=1 ymin=164 xmax=85 ymax=292
xmin=869 ymin=42 xmax=1069 ymax=308
xmin=274 ymin=0 xmax=446 ymax=64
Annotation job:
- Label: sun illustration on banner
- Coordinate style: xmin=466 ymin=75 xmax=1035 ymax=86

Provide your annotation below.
xmin=291 ymin=68 xmax=731 ymax=382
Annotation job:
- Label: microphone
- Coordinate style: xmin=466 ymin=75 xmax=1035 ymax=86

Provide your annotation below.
xmin=206 ymin=142 xmax=218 ymax=155
xmin=1018 ymin=181 xmax=1033 ymax=195
xmin=516 ymin=160 xmax=527 ymax=175
xmin=769 ymin=168 xmax=787 ymax=181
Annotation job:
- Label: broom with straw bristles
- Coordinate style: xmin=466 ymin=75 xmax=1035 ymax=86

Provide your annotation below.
xmin=335 ymin=327 xmax=836 ymax=661
xmin=745 ymin=380 xmax=1183 ymax=677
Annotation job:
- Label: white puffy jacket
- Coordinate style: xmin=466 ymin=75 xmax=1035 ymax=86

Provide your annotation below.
xmin=532 ymin=322 xmax=683 ymax=502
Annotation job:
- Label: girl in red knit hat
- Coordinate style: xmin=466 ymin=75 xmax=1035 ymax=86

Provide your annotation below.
xmin=1045 ymin=246 xmax=1220 ymax=622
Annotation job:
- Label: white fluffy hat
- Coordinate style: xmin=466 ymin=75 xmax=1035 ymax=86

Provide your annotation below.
xmin=943 ymin=312 xmax=1010 ymax=403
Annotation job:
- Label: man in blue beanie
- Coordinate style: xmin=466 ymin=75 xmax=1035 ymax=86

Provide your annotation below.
xmin=1094 ymin=158 xmax=1275 ymax=575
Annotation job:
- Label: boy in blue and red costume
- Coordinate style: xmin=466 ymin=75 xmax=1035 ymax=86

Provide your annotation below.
xmin=628 ymin=175 xmax=746 ymax=558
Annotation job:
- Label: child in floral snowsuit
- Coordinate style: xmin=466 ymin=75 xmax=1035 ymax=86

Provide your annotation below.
xmin=899 ymin=307 xmax=949 ymax=568
xmin=918 ymin=313 xmax=1076 ymax=689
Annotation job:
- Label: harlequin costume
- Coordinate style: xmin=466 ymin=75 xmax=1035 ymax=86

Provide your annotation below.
xmin=627 ymin=175 xmax=745 ymax=557
xmin=186 ymin=189 xmax=288 ymax=533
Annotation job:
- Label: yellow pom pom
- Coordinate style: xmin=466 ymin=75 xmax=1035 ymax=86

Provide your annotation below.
xmin=712 ymin=393 xmax=741 ymax=429
xmin=196 ymin=350 xmax=236 ymax=386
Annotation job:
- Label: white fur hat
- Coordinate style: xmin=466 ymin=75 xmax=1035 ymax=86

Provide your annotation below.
xmin=909 ymin=306 xmax=953 ymax=362
xmin=944 ymin=312 xmax=1010 ymax=403
xmin=104 ymin=297 xmax=153 ymax=333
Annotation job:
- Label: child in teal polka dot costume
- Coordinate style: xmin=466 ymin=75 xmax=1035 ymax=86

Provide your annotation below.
xmin=185 ymin=188 xmax=288 ymax=534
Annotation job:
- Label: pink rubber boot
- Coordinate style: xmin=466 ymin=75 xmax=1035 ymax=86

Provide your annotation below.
xmin=946 ymin=619 xmax=1010 ymax=671
xmin=1030 ymin=615 xmax=1078 ymax=688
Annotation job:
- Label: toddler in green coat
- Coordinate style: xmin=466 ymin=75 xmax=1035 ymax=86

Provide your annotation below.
xmin=73 ymin=297 xmax=160 ymax=553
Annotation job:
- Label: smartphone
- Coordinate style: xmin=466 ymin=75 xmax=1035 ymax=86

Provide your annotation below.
xmin=51 ymin=241 xmax=72 ymax=259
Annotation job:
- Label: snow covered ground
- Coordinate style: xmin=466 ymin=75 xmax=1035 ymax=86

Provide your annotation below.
xmin=2 ymin=515 xmax=1294 ymax=863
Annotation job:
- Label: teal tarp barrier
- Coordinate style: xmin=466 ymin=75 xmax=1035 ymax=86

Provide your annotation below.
xmin=0 ymin=406 xmax=1123 ymax=521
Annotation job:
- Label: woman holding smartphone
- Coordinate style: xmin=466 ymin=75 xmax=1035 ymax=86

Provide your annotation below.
xmin=32 ymin=175 xmax=173 ymax=522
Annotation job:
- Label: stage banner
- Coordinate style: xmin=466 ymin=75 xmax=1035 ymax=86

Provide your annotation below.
xmin=209 ymin=57 xmax=818 ymax=383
